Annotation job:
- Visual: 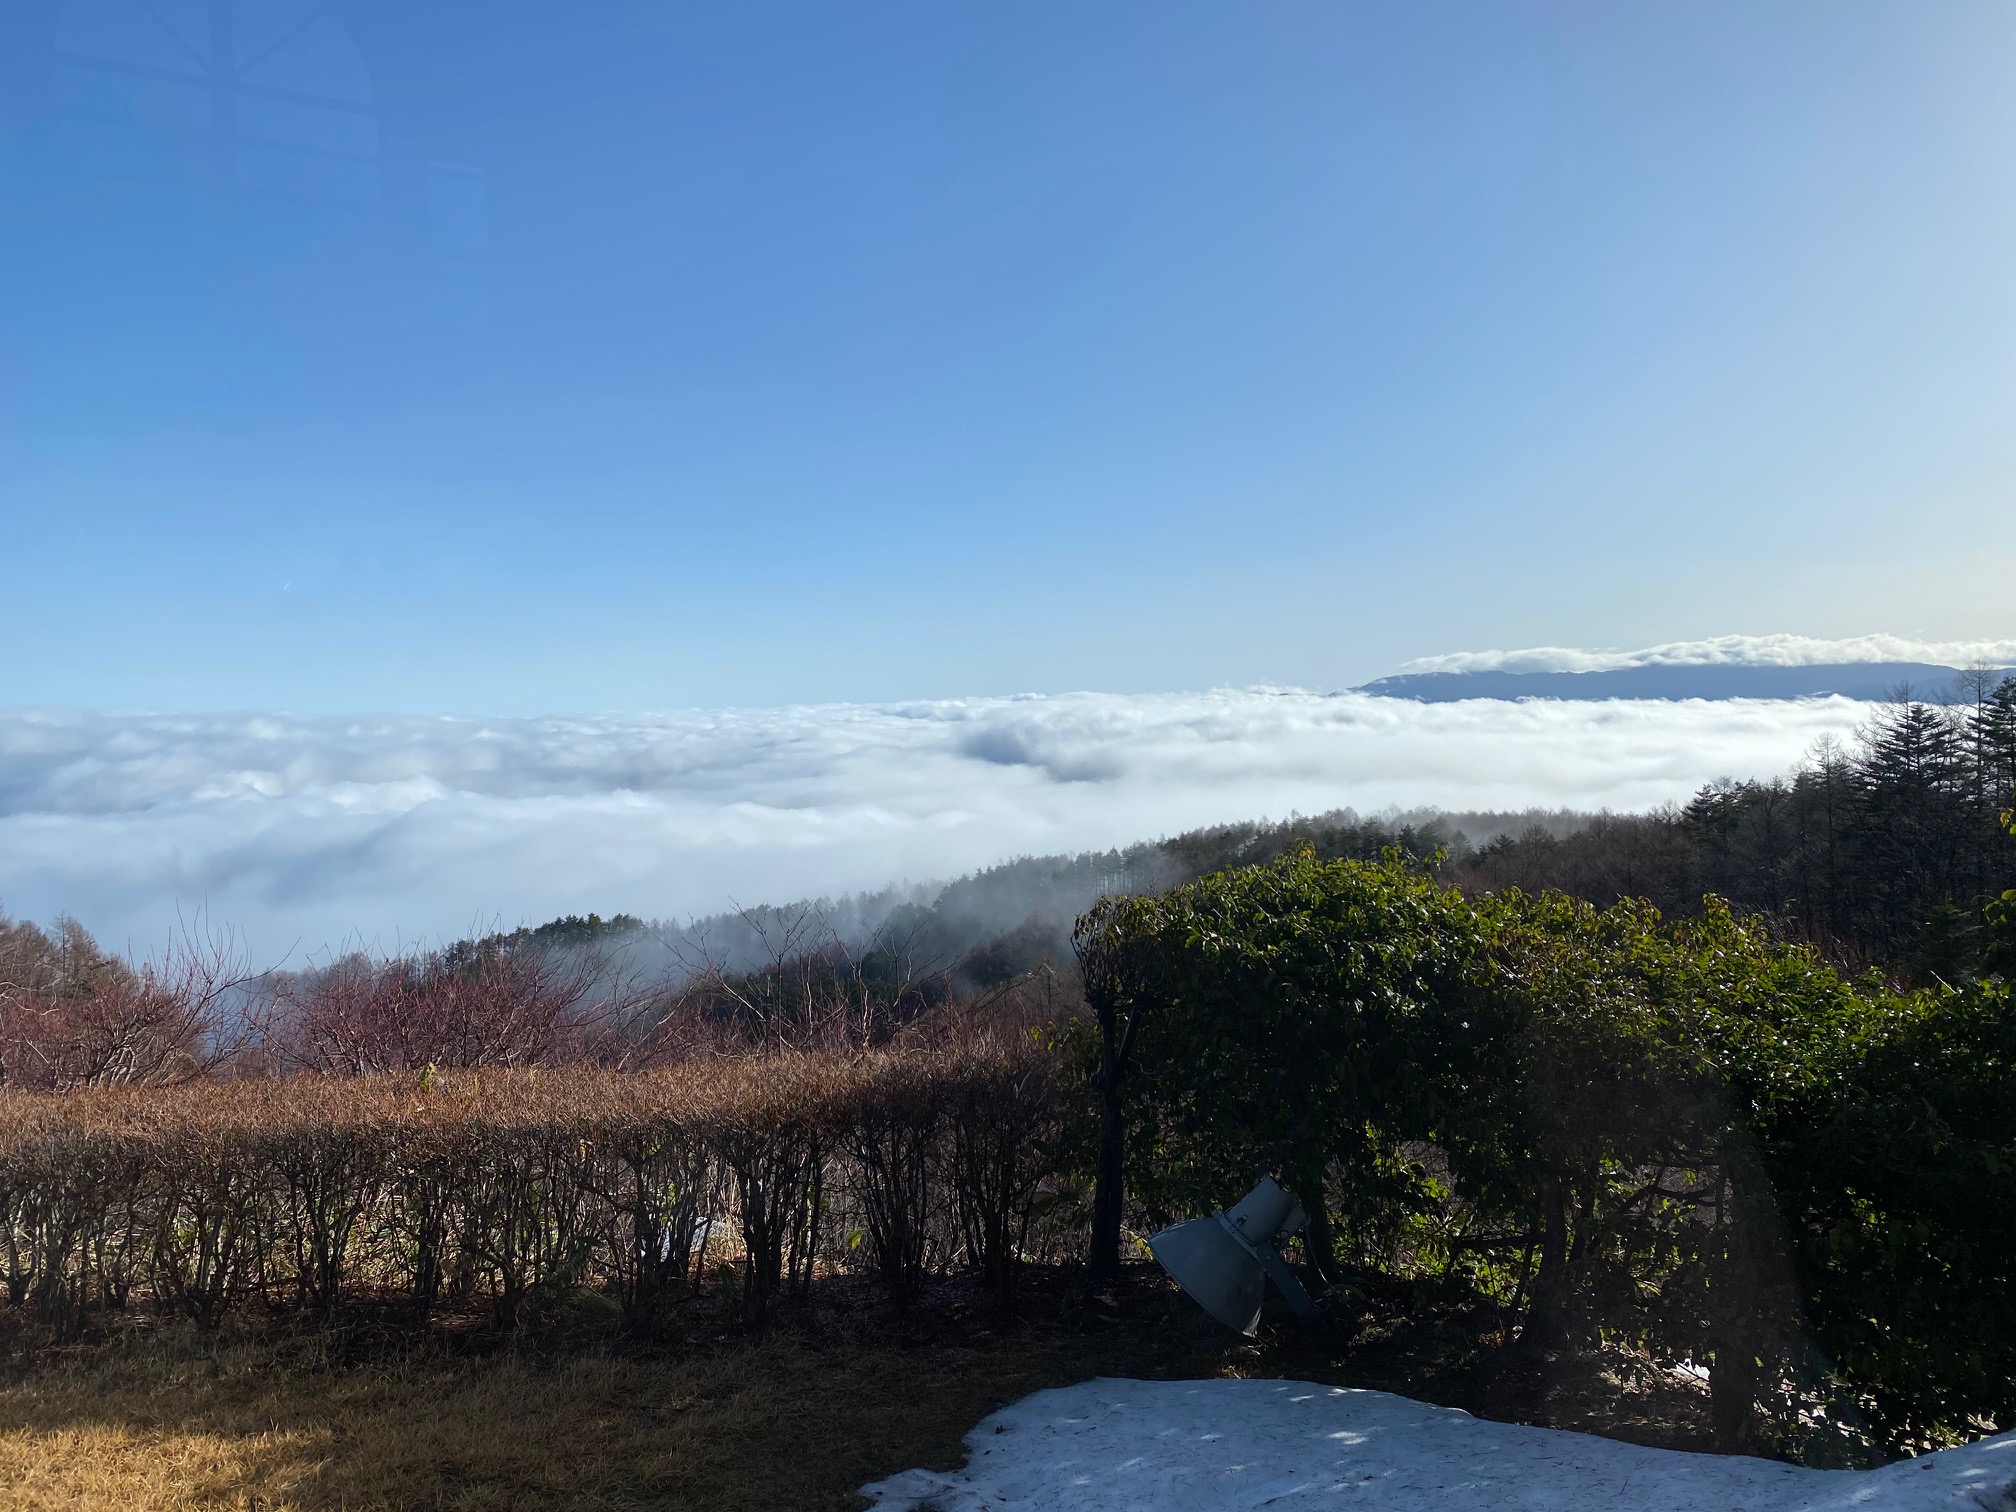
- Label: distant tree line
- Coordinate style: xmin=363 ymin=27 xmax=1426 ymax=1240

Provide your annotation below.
xmin=1449 ymin=677 xmax=2016 ymax=982
xmin=475 ymin=677 xmax=2016 ymax=995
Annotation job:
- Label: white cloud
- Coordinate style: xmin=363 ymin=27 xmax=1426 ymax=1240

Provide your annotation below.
xmin=0 ymin=691 xmax=1872 ymax=959
xmin=1398 ymin=633 xmax=2016 ymax=676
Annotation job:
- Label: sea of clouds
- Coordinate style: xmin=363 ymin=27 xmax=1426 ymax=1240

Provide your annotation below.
xmin=1400 ymin=632 xmax=2016 ymax=676
xmin=0 ymin=689 xmax=1878 ymax=961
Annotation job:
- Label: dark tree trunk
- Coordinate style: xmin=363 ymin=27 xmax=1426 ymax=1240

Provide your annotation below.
xmin=1089 ymin=1042 xmax=1126 ymax=1282
xmin=1075 ymin=905 xmax=1144 ymax=1286
xmin=1710 ymin=1333 xmax=1761 ymax=1453
xmin=1293 ymin=1168 xmax=1337 ymax=1289
xmin=1088 ymin=990 xmax=1138 ymax=1283
xmin=1520 ymin=1178 xmax=1572 ymax=1354
xmin=1708 ymin=1162 xmax=1783 ymax=1454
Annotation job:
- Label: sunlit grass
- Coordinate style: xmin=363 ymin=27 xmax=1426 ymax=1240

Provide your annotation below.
xmin=0 ymin=1319 xmax=1145 ymax=1511
xmin=0 ymin=1275 xmax=1718 ymax=1511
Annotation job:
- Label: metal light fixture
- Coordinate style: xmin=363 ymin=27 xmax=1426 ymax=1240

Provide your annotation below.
xmin=1147 ymin=1176 xmax=1319 ymax=1336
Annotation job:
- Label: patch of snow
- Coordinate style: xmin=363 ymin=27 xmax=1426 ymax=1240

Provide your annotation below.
xmin=860 ymin=1378 xmax=2016 ymax=1511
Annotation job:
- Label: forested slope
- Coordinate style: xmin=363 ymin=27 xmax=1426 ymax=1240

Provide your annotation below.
xmin=504 ymin=678 xmax=2016 ymax=993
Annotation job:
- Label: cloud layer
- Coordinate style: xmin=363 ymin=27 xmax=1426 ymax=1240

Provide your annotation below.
xmin=0 ymin=691 xmax=1874 ymax=960
xmin=1398 ymin=633 xmax=2016 ymax=676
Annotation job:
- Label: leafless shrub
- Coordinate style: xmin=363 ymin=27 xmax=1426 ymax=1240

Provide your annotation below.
xmin=270 ymin=941 xmax=654 ymax=1074
xmin=0 ymin=912 xmax=245 ymax=1091
xmin=846 ymin=1057 xmax=949 ymax=1310
xmin=0 ymin=1043 xmax=1078 ymax=1336
xmin=944 ymin=1052 xmax=1072 ymax=1307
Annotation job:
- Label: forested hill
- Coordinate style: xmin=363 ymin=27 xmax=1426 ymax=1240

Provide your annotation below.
xmin=492 ymin=679 xmax=2016 ymax=995
xmin=1357 ymin=660 xmax=2015 ymax=703
xmin=478 ymin=804 xmax=1531 ymax=988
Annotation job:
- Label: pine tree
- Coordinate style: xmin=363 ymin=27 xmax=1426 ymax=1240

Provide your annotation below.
xmin=1914 ymin=897 xmax=1980 ymax=988
xmin=1978 ymin=677 xmax=2016 ymax=814
xmin=1849 ymin=701 xmax=1972 ymax=959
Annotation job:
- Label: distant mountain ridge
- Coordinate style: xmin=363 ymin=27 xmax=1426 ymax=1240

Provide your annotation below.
xmin=1356 ymin=662 xmax=2013 ymax=703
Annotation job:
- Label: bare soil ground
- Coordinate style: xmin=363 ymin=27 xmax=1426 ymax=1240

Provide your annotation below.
xmin=0 ymin=1267 xmax=1710 ymax=1511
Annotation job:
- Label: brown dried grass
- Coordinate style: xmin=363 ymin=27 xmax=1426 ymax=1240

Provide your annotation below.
xmin=0 ymin=1289 xmax=1218 ymax=1511
xmin=0 ymin=1269 xmax=1718 ymax=1511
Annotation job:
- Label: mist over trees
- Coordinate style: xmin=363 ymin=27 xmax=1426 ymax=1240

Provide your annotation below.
xmin=3 ymin=681 xmax=2009 ymax=1085
xmin=516 ymin=675 xmax=2016 ymax=997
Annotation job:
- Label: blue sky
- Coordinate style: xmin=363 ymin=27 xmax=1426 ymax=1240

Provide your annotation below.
xmin=3 ymin=0 xmax=2013 ymax=716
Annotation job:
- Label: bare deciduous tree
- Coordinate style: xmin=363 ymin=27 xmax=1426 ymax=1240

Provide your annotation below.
xmin=0 ymin=910 xmax=245 ymax=1089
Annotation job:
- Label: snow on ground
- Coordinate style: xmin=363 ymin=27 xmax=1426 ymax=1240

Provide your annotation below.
xmin=861 ymin=1379 xmax=2016 ymax=1511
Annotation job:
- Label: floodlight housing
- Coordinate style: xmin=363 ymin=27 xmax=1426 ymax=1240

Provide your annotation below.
xmin=1147 ymin=1176 xmax=1319 ymax=1336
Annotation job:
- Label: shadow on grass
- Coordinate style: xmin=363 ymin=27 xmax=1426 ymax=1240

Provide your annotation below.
xmin=0 ymin=1269 xmax=1711 ymax=1511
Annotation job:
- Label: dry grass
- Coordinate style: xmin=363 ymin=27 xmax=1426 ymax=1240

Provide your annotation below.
xmin=0 ymin=1266 xmax=1209 ymax=1512
xmin=0 ymin=1334 xmax=1033 ymax=1511
xmin=0 ymin=1268 xmax=1715 ymax=1512
xmin=0 ymin=1296 xmax=1204 ymax=1511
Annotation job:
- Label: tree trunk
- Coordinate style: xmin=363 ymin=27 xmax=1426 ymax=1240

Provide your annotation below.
xmin=1088 ymin=1021 xmax=1126 ymax=1282
xmin=1710 ymin=1332 xmax=1761 ymax=1453
xmin=1708 ymin=1164 xmax=1779 ymax=1453
xmin=1293 ymin=1169 xmax=1337 ymax=1289
xmin=1520 ymin=1178 xmax=1572 ymax=1354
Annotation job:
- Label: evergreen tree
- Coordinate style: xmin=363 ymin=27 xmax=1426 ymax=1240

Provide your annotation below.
xmin=1845 ymin=701 xmax=1971 ymax=959
xmin=1976 ymin=677 xmax=2016 ymax=821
